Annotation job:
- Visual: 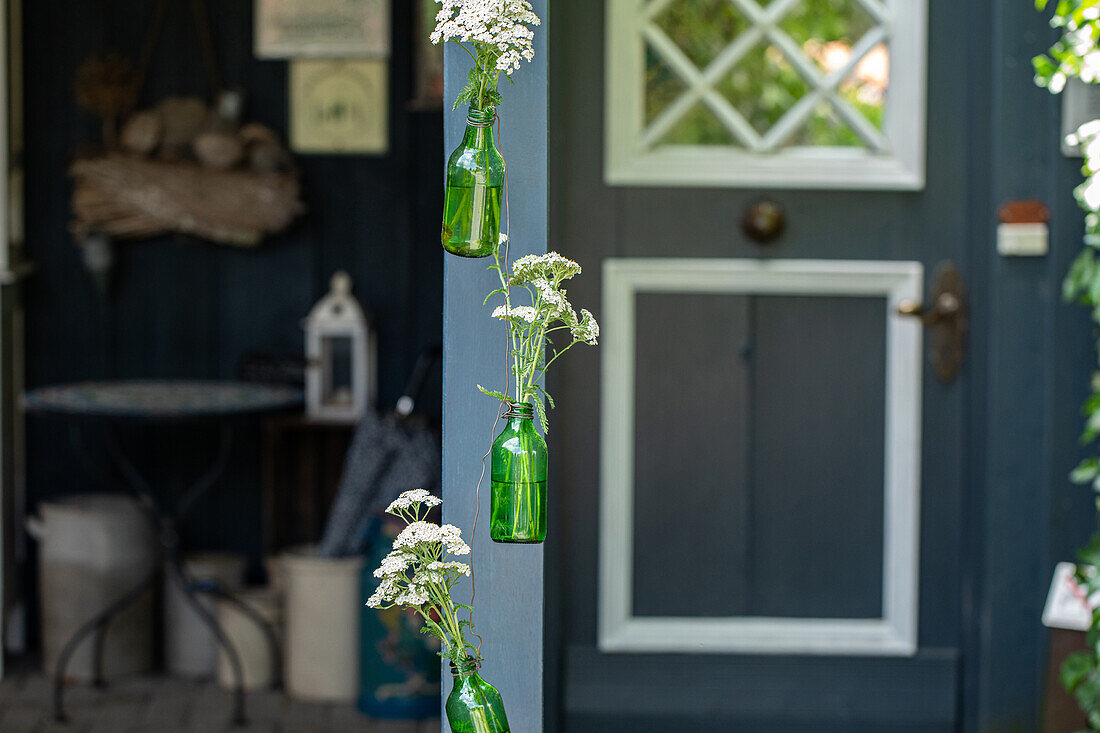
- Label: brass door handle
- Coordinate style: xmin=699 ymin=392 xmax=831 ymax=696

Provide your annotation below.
xmin=896 ymin=292 xmax=962 ymax=325
xmin=895 ymin=262 xmax=968 ymax=383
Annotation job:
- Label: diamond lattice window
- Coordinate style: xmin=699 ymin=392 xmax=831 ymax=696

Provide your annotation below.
xmin=605 ymin=0 xmax=927 ymax=189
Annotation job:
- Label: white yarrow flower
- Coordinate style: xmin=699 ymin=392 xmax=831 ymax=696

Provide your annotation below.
xmin=386 ymin=489 xmax=442 ymax=515
xmin=373 ymin=550 xmax=415 ymax=579
xmin=572 ymin=308 xmax=600 ymax=346
xmin=439 ymin=524 xmax=472 ymax=556
xmin=431 ymin=0 xmax=541 ymax=75
xmin=492 ymin=304 xmax=538 ymax=324
xmin=367 ymin=576 xmax=401 ymax=608
xmin=510 ymin=252 xmax=582 ymax=285
xmin=395 ymin=584 xmax=431 ymax=607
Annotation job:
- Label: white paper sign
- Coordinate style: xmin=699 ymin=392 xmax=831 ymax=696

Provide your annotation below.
xmin=1043 ymin=561 xmax=1093 ymax=631
xmin=255 ymin=0 xmax=390 ymax=59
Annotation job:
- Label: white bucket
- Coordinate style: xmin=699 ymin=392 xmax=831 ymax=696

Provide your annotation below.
xmin=216 ymin=587 xmax=281 ymax=692
xmin=282 ymin=548 xmax=363 ymax=702
xmin=164 ymin=552 xmax=248 ymax=678
xmin=28 ymin=494 xmax=157 ymax=682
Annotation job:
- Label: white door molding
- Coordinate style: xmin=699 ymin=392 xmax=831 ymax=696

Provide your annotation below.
xmin=598 ymin=258 xmax=923 ymax=656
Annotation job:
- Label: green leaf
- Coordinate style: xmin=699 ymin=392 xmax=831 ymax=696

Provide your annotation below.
xmin=1073 ymin=457 xmax=1100 ymax=484
xmin=1078 ymin=669 xmax=1100 ymax=721
xmin=531 ymin=393 xmax=549 ymax=434
xmin=1080 ymin=533 xmax=1100 ymax=568
xmin=1066 ymin=651 xmax=1096 ymax=694
xmin=477 ymin=385 xmax=509 ymax=403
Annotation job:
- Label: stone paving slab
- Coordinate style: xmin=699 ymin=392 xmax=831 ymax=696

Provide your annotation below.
xmin=0 ymin=674 xmax=442 ymax=733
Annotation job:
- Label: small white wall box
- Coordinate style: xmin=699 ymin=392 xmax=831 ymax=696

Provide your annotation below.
xmin=997 ymin=200 xmax=1050 ymax=257
xmin=304 ymin=271 xmax=376 ymax=423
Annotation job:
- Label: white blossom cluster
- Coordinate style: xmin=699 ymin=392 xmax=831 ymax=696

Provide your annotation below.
xmin=492 ymin=304 xmax=538 ymax=324
xmin=431 ymin=0 xmax=541 ymax=74
xmin=510 ymin=252 xmax=582 ymax=286
xmin=373 ymin=551 xmax=415 ymax=579
xmin=573 ymin=308 xmax=600 ymax=346
xmin=386 ymin=489 xmax=442 ymax=514
xmin=366 ymin=491 xmax=473 ymax=611
xmin=532 ymin=278 xmax=575 ymax=322
xmin=392 ymin=520 xmax=472 ymax=557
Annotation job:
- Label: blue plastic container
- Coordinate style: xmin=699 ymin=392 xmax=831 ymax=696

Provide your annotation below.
xmin=358 ymin=517 xmax=441 ymax=719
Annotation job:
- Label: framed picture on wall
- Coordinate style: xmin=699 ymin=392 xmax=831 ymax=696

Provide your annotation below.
xmin=289 ymin=59 xmax=389 ymax=154
xmin=255 ymin=0 xmax=390 ymax=59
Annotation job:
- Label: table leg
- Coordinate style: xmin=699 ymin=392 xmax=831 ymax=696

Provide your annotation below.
xmin=202 ymin=585 xmax=284 ymax=688
xmin=91 ymin=626 xmax=107 ymax=688
xmin=60 ymin=418 xmax=268 ymax=728
xmin=52 ymin=569 xmax=157 ymax=723
xmin=167 ymin=554 xmax=249 ymax=726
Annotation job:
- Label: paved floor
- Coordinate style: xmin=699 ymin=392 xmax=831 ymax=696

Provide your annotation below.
xmin=0 ymin=674 xmax=441 ymax=733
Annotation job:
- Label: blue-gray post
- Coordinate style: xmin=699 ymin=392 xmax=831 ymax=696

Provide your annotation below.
xmin=441 ymin=1 xmax=548 ymax=730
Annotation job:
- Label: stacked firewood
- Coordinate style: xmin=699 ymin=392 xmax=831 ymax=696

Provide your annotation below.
xmin=71 ymin=95 xmax=304 ymax=247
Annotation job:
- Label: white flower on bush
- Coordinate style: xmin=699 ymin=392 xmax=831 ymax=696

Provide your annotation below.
xmin=1075 ymin=120 xmax=1100 ymax=216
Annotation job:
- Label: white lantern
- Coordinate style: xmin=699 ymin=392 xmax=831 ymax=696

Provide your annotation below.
xmin=304 ymin=271 xmax=375 ymax=423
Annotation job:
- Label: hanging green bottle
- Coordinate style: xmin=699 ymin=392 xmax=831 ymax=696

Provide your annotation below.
xmin=445 ymin=656 xmax=511 ymax=733
xmin=441 ymin=108 xmax=504 ymax=258
xmin=490 ymin=402 xmax=547 ymax=544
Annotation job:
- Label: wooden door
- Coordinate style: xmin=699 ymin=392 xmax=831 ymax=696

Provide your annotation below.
xmin=549 ymin=0 xmax=980 ymax=729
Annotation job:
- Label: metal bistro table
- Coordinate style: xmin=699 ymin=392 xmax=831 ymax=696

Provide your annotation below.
xmin=24 ymin=380 xmax=302 ymax=726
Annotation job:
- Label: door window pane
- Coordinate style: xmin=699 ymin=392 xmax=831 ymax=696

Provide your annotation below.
xmin=610 ymin=0 xmax=926 ymax=188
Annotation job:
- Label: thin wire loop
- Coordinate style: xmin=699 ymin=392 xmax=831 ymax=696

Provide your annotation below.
xmin=466 ymin=111 xmax=497 ymax=128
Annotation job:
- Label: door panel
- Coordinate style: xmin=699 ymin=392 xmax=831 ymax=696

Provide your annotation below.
xmin=631 ymin=292 xmax=888 ymax=621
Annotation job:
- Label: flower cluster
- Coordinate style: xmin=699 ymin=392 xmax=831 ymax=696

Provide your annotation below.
xmin=432 ymin=0 xmax=540 ymax=75
xmin=491 ymin=304 xmax=538 ymax=324
xmin=366 ymin=490 xmax=477 ymax=663
xmin=573 ymin=308 xmax=600 ymax=346
xmin=386 ymin=488 xmax=441 ymax=514
xmin=510 ymin=252 xmax=582 ymax=286
xmin=481 ymin=246 xmax=599 ymax=432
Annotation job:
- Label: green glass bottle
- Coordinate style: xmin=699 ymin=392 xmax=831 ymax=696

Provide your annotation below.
xmin=445 ymin=656 xmax=511 ymax=733
xmin=490 ymin=402 xmax=548 ymax=544
xmin=441 ymin=108 xmax=504 ymax=258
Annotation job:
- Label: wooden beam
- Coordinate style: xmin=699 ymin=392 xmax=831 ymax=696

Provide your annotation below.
xmin=441 ymin=0 xmax=549 ymax=729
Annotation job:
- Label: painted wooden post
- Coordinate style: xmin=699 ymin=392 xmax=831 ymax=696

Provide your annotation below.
xmin=441 ymin=0 xmax=548 ymax=729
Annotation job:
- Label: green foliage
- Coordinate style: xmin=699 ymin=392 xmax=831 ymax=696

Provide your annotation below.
xmin=452 ymin=43 xmax=505 ymax=111
xmin=1034 ymin=0 xmax=1100 ymax=90
xmin=477 ymin=385 xmax=509 ymax=403
xmin=647 ymin=0 xmax=885 ymax=147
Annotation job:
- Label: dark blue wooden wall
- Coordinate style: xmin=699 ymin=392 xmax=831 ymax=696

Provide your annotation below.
xmin=19 ymin=0 xmax=442 ymax=581
xmin=966 ymin=2 xmax=1098 ymax=730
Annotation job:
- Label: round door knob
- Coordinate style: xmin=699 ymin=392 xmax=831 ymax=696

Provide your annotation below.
xmin=742 ymin=201 xmax=786 ymax=244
